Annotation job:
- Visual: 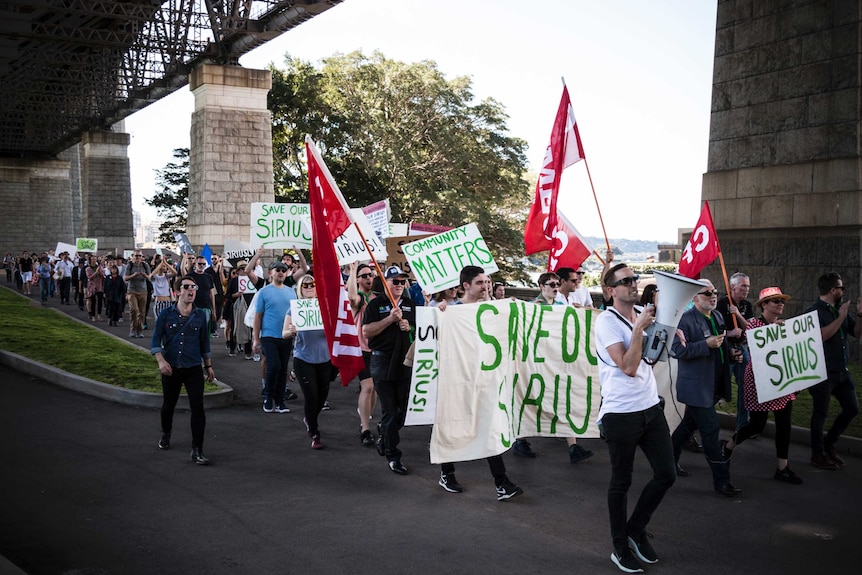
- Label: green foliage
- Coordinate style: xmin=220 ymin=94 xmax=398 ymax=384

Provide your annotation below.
xmin=269 ymin=51 xmax=534 ymax=282
xmin=0 ymin=289 xmax=217 ymax=394
xmin=146 ymin=148 xmax=189 ymax=245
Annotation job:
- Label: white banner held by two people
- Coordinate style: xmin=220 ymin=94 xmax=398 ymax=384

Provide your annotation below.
xmin=401 ymin=223 xmax=498 ymax=294
xmin=748 ymin=311 xmax=827 ymax=403
xmin=421 ymin=300 xmax=600 ymax=464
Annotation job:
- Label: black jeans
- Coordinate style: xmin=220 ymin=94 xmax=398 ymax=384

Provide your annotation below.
xmin=261 ymin=336 xmax=292 ymax=405
xmin=671 ymin=405 xmax=730 ymax=489
xmin=160 ymin=365 xmax=206 ymax=449
xmin=59 ymin=277 xmax=71 ymax=304
xmin=602 ymin=403 xmax=675 ymax=552
xmin=294 ymin=357 xmax=332 ymax=436
xmin=370 ymin=353 xmax=411 ymax=462
xmin=809 ymin=370 xmax=859 ymax=457
xmin=442 ymin=455 xmax=507 ymax=485
xmin=734 ymin=404 xmax=792 ymax=460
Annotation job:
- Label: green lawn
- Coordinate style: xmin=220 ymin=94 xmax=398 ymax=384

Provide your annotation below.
xmin=0 ymin=288 xmax=217 ymax=394
xmin=716 ymin=365 xmax=862 ymax=439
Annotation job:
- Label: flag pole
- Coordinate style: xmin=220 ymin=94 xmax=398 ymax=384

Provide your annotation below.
xmin=353 ymin=224 xmax=399 ymax=308
xmin=716 ymin=249 xmax=739 ymax=330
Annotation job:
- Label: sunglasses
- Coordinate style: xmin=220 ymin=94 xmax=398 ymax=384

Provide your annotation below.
xmin=698 ymin=290 xmax=719 ymax=297
xmin=302 ymin=282 xmax=316 ymax=289
xmin=391 ymin=279 xmax=407 ymax=286
xmin=611 ymin=275 xmax=640 ymax=287
xmin=195 ymin=262 xmax=207 ymax=267
xmin=180 ymin=284 xmax=198 ymax=291
xmin=358 ymin=273 xmax=374 ymax=279
xmin=544 ymin=282 xmax=561 ymax=288
xmin=575 ymin=271 xmax=585 ymax=275
xmin=767 ymin=299 xmax=785 ymax=304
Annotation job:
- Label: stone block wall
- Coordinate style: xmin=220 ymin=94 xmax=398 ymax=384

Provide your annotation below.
xmin=81 ymin=131 xmax=134 ymax=254
xmin=188 ymin=65 xmax=274 ymax=252
xmin=0 ymin=158 xmax=73 ymax=254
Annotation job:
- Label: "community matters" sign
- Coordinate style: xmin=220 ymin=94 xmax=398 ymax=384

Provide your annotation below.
xmin=749 ymin=311 xmax=827 ymax=403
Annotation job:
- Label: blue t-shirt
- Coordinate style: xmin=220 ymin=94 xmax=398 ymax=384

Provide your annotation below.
xmin=256 ymin=283 xmax=296 ymax=338
xmin=290 ymin=322 xmax=330 ymax=364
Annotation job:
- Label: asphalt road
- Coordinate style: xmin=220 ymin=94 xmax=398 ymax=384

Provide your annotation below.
xmin=0 ymin=286 xmax=858 ymax=574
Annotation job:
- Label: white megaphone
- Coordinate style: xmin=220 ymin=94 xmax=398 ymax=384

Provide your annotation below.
xmin=642 ymin=271 xmax=707 ymax=363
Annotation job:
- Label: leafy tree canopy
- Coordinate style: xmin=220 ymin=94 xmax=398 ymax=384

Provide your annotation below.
xmin=269 ymin=51 xmax=533 ymax=281
xmin=146 ymin=148 xmax=189 ymax=245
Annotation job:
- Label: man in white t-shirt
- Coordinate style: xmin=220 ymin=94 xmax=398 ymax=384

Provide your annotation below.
xmin=595 ymin=263 xmax=675 ymax=574
xmin=556 ymin=266 xmax=593 ymax=307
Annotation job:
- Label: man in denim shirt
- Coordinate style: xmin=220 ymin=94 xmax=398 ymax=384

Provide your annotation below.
xmin=151 ymin=275 xmax=215 ymax=465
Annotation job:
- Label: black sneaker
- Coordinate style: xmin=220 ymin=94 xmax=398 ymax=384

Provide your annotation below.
xmin=627 ymin=532 xmax=658 ymax=564
xmin=388 ymin=460 xmax=408 ymax=475
xmin=360 ymin=429 xmax=375 ymax=446
xmin=611 ymin=548 xmax=643 ymax=573
xmin=321 ymin=401 xmax=331 ymax=411
xmin=774 ymin=466 xmax=803 ymax=484
xmin=285 ymin=390 xmax=298 ymax=401
xmin=263 ymin=398 xmax=274 ymax=413
xmin=190 ymin=447 xmax=210 ymax=465
xmin=274 ymin=403 xmax=290 ymax=414
xmin=495 ymin=478 xmax=523 ymax=501
xmin=158 ymin=433 xmax=171 ymax=450
xmin=439 ymin=472 xmax=464 ymax=493
xmin=513 ymin=438 xmax=536 ymax=458
xmin=568 ymin=443 xmax=594 ymax=463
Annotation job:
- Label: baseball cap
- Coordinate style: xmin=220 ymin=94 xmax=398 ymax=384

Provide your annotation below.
xmin=269 ymin=261 xmax=289 ymax=271
xmin=384 ymin=265 xmax=408 ymax=279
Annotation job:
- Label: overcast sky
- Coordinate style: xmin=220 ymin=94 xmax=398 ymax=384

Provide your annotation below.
xmin=125 ymin=0 xmax=718 ymax=244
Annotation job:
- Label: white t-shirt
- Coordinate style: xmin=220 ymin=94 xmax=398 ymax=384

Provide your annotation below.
xmin=595 ymin=306 xmax=660 ymax=420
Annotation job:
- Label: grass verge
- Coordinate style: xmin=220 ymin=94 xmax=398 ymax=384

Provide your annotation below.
xmin=0 ymin=288 xmax=218 ymax=395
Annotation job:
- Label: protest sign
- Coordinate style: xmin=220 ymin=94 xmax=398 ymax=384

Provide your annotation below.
xmin=362 ymin=199 xmax=391 ymax=242
xmin=250 ymin=202 xmax=312 ymax=249
xmin=54 ymin=241 xmax=77 ymax=259
xmin=223 ymin=239 xmax=255 ymax=268
xmin=385 ymin=234 xmax=430 ymax=279
xmin=290 ymin=298 xmax=324 ymax=331
xmin=389 ymin=223 xmax=408 ymax=237
xmin=76 ymin=238 xmax=98 ymax=253
xmin=429 ymin=300 xmax=600 ymax=463
xmin=406 ymin=307 xmax=440 ymax=426
xmin=238 ymin=276 xmax=258 ymax=294
xmin=172 ymin=232 xmax=193 ymax=254
xmin=749 ymin=311 xmax=827 ymax=403
xmin=410 ymin=222 xmax=453 ymax=236
xmin=401 ymin=223 xmax=498 ymax=294
xmin=334 ymin=209 xmax=387 ymax=265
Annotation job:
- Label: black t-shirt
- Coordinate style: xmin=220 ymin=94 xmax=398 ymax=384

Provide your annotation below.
xmin=226 ymin=276 xmax=266 ymax=306
xmin=716 ymin=296 xmax=754 ymax=346
xmin=806 ymin=299 xmax=855 ymax=373
xmin=363 ymin=294 xmax=416 ymax=357
xmin=19 ymin=257 xmax=32 ymax=272
xmin=206 ymin=267 xmax=226 ymax=297
xmin=190 ymin=271 xmax=215 ymax=310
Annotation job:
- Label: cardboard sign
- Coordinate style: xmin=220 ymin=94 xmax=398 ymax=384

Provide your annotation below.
xmin=362 ymin=199 xmax=391 ymax=242
xmin=406 ymin=307 xmax=440 ymax=426
xmin=290 ymin=298 xmax=324 ymax=331
xmin=401 ymin=223 xmax=498 ymax=293
xmin=333 ymin=209 xmax=387 ymax=265
xmin=749 ymin=311 xmax=827 ymax=403
xmin=385 ymin=234 xmax=431 ymax=280
xmin=75 ymin=238 xmax=98 ymax=253
xmin=250 ymin=202 xmax=312 ymax=249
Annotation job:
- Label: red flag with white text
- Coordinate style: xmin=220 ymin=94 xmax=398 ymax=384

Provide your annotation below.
xmin=677 ymin=201 xmax=720 ymax=279
xmin=548 ymin=212 xmax=592 ymax=272
xmin=306 ymin=136 xmax=365 ymax=385
xmin=524 ymin=85 xmax=585 ymax=252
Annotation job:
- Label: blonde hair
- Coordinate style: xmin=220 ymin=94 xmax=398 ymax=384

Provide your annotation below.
xmin=297 ymin=274 xmax=315 ymax=300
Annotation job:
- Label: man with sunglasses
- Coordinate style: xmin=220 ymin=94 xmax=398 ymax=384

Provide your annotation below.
xmin=557 ymin=266 xmax=593 ymax=308
xmin=595 ymin=263 xmax=675 ymax=573
xmin=804 ymin=271 xmax=862 ymax=470
xmin=363 ymin=265 xmax=416 ymax=475
xmin=348 ymin=262 xmax=378 ymax=446
xmin=151 ymin=276 xmax=214 ymax=465
xmin=670 ymin=279 xmax=740 ymax=499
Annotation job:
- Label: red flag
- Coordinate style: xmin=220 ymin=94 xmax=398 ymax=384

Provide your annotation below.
xmin=548 ymin=212 xmax=592 ymax=272
xmin=524 ymin=85 xmax=585 ymax=252
xmin=306 ymin=136 xmax=365 ymax=385
xmin=678 ymin=201 xmax=720 ymax=278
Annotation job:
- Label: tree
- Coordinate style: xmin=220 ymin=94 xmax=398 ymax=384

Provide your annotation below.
xmin=269 ymin=51 xmax=533 ymax=281
xmin=146 ymin=148 xmax=189 ymax=245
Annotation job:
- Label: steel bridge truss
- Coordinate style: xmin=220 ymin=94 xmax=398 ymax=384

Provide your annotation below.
xmin=0 ymin=0 xmax=340 ymax=156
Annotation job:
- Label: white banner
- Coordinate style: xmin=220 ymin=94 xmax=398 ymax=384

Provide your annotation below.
xmin=250 ymin=202 xmax=312 ymax=249
xmin=238 ymin=276 xmax=258 ymax=294
xmin=406 ymin=307 xmax=440 ymax=426
xmin=290 ymin=298 xmax=324 ymax=331
xmin=749 ymin=311 xmax=827 ymax=403
xmin=401 ymin=223 xmax=498 ymax=294
xmin=54 ymin=241 xmax=77 ymax=259
xmin=334 ymin=209 xmax=388 ymax=265
xmin=430 ymin=300 xmax=600 ymax=464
